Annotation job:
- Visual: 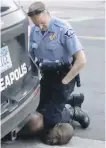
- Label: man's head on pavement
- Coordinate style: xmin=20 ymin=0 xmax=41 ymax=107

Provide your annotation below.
xmin=45 ymin=123 xmax=74 ymax=145
xmin=28 ymin=1 xmax=50 ymax=31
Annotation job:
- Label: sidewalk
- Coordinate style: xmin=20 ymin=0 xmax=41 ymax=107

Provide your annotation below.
xmin=33 ymin=136 xmax=105 ymax=148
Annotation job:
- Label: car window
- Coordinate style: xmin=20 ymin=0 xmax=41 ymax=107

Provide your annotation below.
xmin=1 ymin=0 xmax=18 ymax=16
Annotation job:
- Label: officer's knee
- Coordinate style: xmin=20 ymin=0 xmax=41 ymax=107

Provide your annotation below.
xmin=28 ymin=113 xmax=44 ymax=132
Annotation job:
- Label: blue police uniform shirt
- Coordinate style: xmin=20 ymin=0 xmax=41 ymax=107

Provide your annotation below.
xmin=29 ymin=17 xmax=83 ymax=63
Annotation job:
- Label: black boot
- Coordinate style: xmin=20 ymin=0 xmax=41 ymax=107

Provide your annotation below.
xmin=67 ymin=93 xmax=84 ymax=108
xmin=73 ymin=107 xmax=90 ymax=129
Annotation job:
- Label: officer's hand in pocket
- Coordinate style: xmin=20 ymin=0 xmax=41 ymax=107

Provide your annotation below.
xmin=62 ymin=77 xmax=70 ymax=85
xmin=62 ymin=65 xmax=72 ymax=84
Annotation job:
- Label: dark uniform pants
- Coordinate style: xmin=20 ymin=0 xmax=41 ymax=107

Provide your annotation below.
xmin=37 ymin=70 xmax=76 ymax=126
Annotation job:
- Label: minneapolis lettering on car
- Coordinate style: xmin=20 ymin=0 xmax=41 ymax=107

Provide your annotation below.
xmin=0 ymin=63 xmax=28 ymax=92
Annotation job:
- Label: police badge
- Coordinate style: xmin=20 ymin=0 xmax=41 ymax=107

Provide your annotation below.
xmin=49 ymin=33 xmax=56 ymax=40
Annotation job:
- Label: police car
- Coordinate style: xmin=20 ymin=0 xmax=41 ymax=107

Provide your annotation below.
xmin=1 ymin=0 xmax=40 ymax=139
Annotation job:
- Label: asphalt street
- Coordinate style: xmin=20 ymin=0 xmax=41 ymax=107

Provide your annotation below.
xmin=1 ymin=1 xmax=105 ymax=148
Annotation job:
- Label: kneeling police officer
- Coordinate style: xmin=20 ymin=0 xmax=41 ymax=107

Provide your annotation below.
xmin=28 ymin=2 xmax=90 ymax=131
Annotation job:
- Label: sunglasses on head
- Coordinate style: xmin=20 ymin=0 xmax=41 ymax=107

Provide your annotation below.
xmin=27 ymin=10 xmax=44 ymax=17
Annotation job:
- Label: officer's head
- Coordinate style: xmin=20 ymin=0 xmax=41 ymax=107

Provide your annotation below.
xmin=28 ymin=1 xmax=50 ymax=31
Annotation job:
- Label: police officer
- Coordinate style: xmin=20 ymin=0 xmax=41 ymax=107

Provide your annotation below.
xmin=28 ymin=2 xmax=90 ymax=129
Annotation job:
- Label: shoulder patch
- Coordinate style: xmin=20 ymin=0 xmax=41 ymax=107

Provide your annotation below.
xmin=64 ymin=29 xmax=74 ymax=37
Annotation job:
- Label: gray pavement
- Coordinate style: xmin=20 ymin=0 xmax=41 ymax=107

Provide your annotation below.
xmin=1 ymin=1 xmax=105 ymax=148
xmin=1 ymin=137 xmax=105 ymax=148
